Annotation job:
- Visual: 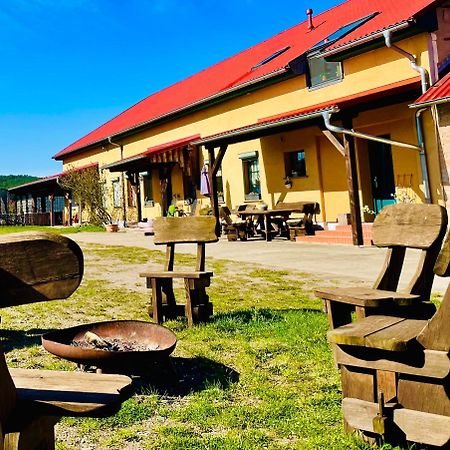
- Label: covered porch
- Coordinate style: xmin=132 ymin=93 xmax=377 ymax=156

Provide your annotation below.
xmin=193 ymin=78 xmax=425 ymax=245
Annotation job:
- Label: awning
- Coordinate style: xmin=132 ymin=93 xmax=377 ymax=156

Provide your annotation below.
xmin=193 ymin=77 xmax=421 ymax=148
xmin=9 ymin=163 xmax=98 ymax=195
xmin=101 ymin=134 xmax=200 ymax=173
xmin=410 ymin=72 xmax=450 ymax=108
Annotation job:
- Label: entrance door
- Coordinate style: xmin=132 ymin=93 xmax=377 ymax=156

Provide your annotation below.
xmin=368 ymin=137 xmax=396 ymax=214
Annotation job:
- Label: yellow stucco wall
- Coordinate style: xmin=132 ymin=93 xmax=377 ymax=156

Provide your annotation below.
xmin=61 ymin=33 xmax=441 ymax=222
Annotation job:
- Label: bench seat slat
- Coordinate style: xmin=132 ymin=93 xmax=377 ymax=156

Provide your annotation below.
xmin=10 ymin=368 xmax=132 ymax=416
xmin=365 ymin=319 xmax=427 ymax=351
xmin=328 ymin=315 xmax=427 ymax=351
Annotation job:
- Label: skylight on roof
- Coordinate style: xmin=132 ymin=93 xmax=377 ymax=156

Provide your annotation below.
xmin=309 ymin=12 xmax=379 ymax=54
xmin=252 ymin=46 xmax=291 ymax=70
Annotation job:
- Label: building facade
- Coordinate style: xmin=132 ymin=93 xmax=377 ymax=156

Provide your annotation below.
xmin=11 ymin=0 xmax=450 ymax=243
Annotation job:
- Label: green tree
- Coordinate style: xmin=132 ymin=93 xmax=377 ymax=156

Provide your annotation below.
xmin=59 ymin=166 xmax=111 ymax=226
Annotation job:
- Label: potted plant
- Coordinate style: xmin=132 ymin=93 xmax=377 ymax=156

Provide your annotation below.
xmin=284 ymin=176 xmax=293 ymax=189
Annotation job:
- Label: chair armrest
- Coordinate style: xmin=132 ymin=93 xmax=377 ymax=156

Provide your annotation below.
xmin=315 ymin=287 xmax=420 ymax=307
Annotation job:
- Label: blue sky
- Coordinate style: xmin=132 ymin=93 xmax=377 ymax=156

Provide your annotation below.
xmin=0 ymin=0 xmax=340 ymax=176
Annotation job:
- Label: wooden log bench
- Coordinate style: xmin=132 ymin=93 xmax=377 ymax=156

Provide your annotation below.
xmin=0 ymin=232 xmax=133 ymax=450
xmin=141 ymin=216 xmax=218 ymax=327
xmin=326 ymin=229 xmax=450 ymax=447
xmin=316 ymin=203 xmax=448 ymax=329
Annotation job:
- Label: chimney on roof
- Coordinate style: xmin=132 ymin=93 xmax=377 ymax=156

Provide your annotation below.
xmin=306 ymin=8 xmax=314 ymax=30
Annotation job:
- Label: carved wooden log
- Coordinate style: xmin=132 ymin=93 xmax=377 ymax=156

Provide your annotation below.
xmin=0 ymin=232 xmax=83 ymax=307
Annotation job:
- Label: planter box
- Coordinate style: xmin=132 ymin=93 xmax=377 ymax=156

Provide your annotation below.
xmin=337 ymin=213 xmax=351 ymax=225
xmin=105 ymin=224 xmax=119 ymax=232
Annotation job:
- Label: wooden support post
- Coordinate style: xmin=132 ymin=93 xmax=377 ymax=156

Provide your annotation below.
xmin=207 ymin=146 xmax=220 ymax=236
xmin=49 ymin=195 xmax=54 ymax=227
xmin=342 ymin=119 xmax=363 ymax=246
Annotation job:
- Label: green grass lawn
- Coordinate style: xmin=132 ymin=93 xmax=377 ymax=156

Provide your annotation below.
xmin=0 ymin=244 xmax=407 ymax=450
xmin=0 ymin=224 xmax=105 ymax=234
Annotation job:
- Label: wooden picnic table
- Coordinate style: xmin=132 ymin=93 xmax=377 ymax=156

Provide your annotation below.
xmin=233 ymin=201 xmax=319 ymax=241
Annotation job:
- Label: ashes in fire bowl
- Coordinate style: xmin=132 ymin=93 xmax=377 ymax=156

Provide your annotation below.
xmin=42 ymin=320 xmax=177 ymax=372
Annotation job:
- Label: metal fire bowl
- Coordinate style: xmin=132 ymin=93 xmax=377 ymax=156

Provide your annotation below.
xmin=42 ymin=320 xmax=177 ymax=369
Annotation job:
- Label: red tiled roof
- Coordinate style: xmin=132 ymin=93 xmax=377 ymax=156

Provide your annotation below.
xmin=410 ymin=71 xmax=450 ymax=107
xmin=54 ymin=0 xmax=437 ymax=160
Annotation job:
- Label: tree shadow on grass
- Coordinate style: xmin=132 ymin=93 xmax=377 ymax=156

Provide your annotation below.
xmin=0 ymin=327 xmax=53 ymax=352
xmin=133 ymin=356 xmax=239 ymax=397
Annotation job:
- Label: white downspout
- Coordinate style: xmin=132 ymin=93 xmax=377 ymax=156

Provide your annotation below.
xmin=383 ymin=29 xmax=432 ymax=203
xmin=321 ymin=111 xmax=421 ymax=150
xmin=383 ymin=30 xmax=428 ymax=94
xmin=322 ymin=111 xmax=432 ymax=204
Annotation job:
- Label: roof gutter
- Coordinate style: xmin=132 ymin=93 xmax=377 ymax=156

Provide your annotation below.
xmin=316 ymin=21 xmax=411 ymax=59
xmin=192 ymin=107 xmax=337 ymax=147
xmin=410 ymin=96 xmax=450 ymax=108
xmin=383 ymin=30 xmax=428 ymax=94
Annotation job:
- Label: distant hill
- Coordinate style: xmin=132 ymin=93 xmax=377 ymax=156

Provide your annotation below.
xmin=0 ymin=175 xmax=39 ymax=189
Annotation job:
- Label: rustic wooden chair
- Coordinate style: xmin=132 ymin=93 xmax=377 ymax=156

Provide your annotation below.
xmin=0 ymin=232 xmax=132 ymax=450
xmin=140 ymin=216 xmax=218 ymax=327
xmin=219 ymin=206 xmax=251 ymax=241
xmin=326 ymin=231 xmax=450 ymax=447
xmin=315 ymin=203 xmax=448 ymax=329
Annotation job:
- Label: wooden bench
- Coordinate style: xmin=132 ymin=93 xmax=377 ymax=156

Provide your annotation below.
xmin=0 ymin=232 xmax=133 ymax=450
xmin=274 ymin=201 xmax=320 ymax=238
xmin=327 ymin=230 xmax=450 ymax=447
xmin=315 ymin=203 xmax=448 ymax=329
xmin=140 ymin=216 xmax=218 ymax=327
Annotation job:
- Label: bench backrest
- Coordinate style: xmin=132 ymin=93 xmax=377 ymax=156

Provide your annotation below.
xmin=153 ymin=216 xmax=218 ymax=272
xmin=371 ymin=204 xmax=447 ymax=299
xmin=274 ymin=201 xmax=321 ymax=215
xmin=0 ymin=232 xmax=84 ymax=442
xmin=417 ymin=231 xmax=450 ymax=351
xmin=0 ymin=232 xmax=84 ymax=308
xmin=219 ymin=206 xmax=233 ymax=226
